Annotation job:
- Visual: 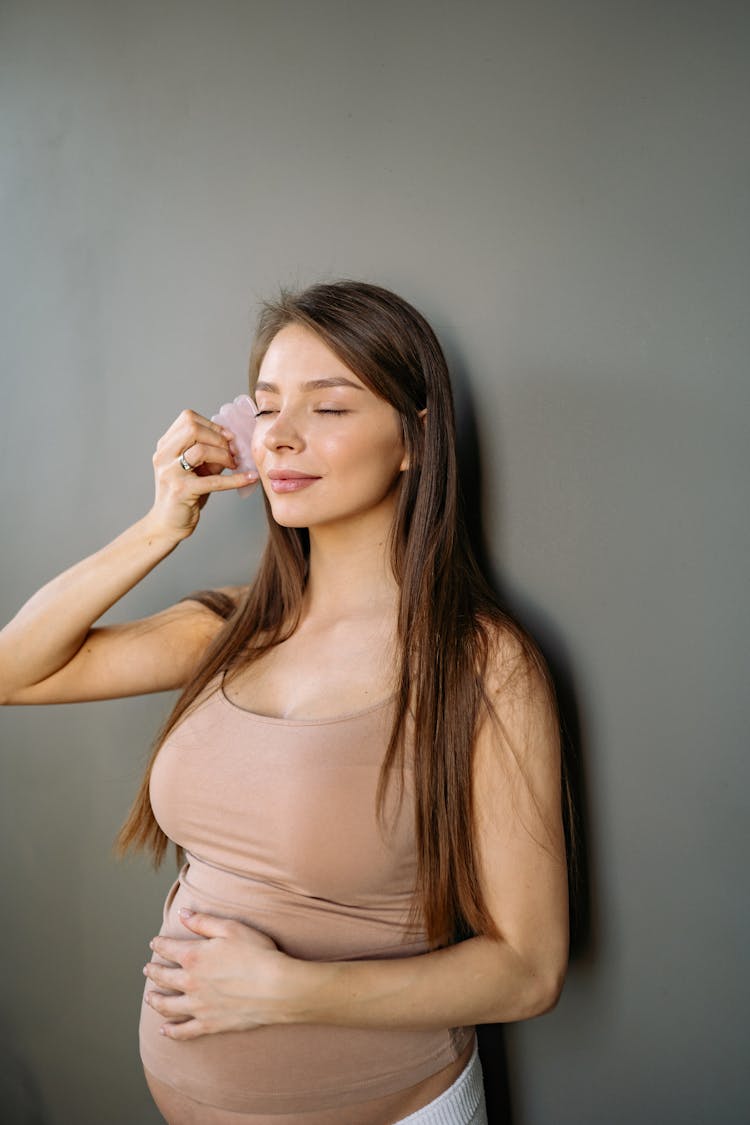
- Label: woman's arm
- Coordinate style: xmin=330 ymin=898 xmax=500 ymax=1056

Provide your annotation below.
xmin=283 ymin=635 xmax=568 ymax=1028
xmin=144 ymin=631 xmax=569 ymax=1037
xmin=0 ymin=409 xmax=254 ymax=704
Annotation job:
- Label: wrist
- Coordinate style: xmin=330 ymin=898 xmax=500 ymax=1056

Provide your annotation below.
xmin=273 ymin=955 xmax=335 ymax=1026
xmin=137 ymin=510 xmax=190 ymax=551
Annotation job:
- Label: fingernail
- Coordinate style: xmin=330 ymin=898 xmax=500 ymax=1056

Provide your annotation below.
xmin=149 ymin=940 xmax=155 ymax=950
xmin=178 ymin=908 xmax=194 ymax=918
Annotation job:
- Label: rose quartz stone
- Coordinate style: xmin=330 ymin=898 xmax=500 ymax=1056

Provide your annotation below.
xmin=211 ymin=395 xmax=259 ymax=498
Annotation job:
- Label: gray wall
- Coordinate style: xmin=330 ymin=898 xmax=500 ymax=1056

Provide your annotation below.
xmin=1 ymin=2 xmax=747 ymax=1122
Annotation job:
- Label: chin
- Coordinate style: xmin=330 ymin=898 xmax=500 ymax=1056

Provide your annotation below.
xmin=265 ymin=496 xmax=311 ymax=527
xmin=269 ymin=515 xmax=310 ymax=530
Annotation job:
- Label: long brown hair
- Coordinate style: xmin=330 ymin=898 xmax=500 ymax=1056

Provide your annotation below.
xmin=117 ymin=280 xmax=575 ymax=947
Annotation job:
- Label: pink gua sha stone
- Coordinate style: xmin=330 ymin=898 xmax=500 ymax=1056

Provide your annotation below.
xmin=211 ymin=395 xmax=259 ymax=498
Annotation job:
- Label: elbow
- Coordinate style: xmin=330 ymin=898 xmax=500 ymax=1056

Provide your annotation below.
xmin=491 ymin=947 xmax=567 ymax=1022
xmin=524 ymin=959 xmax=567 ymax=1019
xmin=481 ymin=948 xmax=568 ymax=1024
xmin=0 ymin=685 xmax=23 ymax=706
xmin=531 ymin=968 xmax=566 ymax=1016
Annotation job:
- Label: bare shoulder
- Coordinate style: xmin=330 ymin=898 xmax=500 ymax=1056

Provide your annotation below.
xmin=152 ymin=582 xmax=250 ymax=667
xmin=474 ymin=616 xmax=561 ymax=781
xmin=479 ymin=617 xmax=555 ymax=709
xmin=179 ymin=583 xmax=249 ymax=620
xmin=215 ymin=583 xmax=250 ymax=605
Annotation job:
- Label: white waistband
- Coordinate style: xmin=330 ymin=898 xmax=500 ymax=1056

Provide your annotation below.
xmin=395 ymin=1037 xmax=486 ymax=1124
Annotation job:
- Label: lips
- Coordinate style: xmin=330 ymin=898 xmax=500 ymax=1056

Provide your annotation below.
xmin=266 ymin=468 xmax=321 ymax=493
xmin=267 ymin=469 xmax=320 ymax=480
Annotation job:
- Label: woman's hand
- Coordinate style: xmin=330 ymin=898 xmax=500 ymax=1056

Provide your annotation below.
xmin=143 ymin=909 xmax=290 ymax=1040
xmin=147 ymin=409 xmax=259 ymax=541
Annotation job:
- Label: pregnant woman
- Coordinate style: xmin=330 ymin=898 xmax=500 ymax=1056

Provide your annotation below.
xmin=0 ymin=280 xmax=570 ymax=1123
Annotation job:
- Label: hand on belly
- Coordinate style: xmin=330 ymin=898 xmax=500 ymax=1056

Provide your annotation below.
xmin=143 ymin=907 xmax=290 ymax=1041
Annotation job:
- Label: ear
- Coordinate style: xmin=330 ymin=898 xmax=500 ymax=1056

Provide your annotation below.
xmin=399 ymin=409 xmax=427 ymax=471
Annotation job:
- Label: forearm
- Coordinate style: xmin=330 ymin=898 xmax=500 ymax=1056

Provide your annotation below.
xmin=280 ymin=935 xmax=566 ymax=1030
xmin=0 ymin=514 xmax=182 ymax=694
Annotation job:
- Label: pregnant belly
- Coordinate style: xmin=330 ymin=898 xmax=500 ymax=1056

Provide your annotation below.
xmin=139 ymin=855 xmax=472 ymax=1115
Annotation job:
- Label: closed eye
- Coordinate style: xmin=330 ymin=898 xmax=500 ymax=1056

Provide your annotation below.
xmin=254 ymin=407 xmax=350 ymax=417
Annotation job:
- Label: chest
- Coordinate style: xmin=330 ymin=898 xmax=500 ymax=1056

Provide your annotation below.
xmin=150 ymin=688 xmax=416 ymax=904
xmin=225 ymin=616 xmax=398 ymax=720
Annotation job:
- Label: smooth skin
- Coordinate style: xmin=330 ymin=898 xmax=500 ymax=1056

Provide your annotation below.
xmin=0 ymin=326 xmax=568 ymax=1095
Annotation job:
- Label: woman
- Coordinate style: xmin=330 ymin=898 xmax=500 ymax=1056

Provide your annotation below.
xmin=0 ymin=281 xmax=570 ymax=1124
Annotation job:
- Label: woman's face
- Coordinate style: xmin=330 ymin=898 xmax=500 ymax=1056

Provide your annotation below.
xmin=250 ymin=324 xmax=407 ymax=531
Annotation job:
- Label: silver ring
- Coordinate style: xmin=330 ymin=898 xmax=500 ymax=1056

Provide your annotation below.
xmin=179 ymin=450 xmax=195 ymax=472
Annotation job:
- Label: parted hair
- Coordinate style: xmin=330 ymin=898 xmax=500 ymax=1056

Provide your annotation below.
xmin=116 ymin=280 xmax=574 ymax=946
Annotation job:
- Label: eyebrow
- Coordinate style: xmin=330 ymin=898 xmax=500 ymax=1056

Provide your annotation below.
xmin=254 ymin=377 xmax=365 ymax=393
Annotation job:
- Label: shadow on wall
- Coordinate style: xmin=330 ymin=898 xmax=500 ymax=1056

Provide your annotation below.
xmin=0 ymin=1028 xmax=50 ymax=1125
xmin=451 ymin=362 xmax=596 ymax=1125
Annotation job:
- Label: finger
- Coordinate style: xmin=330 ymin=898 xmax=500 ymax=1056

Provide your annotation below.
xmin=195 ymin=461 xmax=232 ymax=479
xmin=159 ymin=1018 xmax=208 ymax=1041
xmin=173 ymin=408 xmax=233 ymax=443
xmin=146 ymin=937 xmax=189 ymax=966
xmin=144 ymin=960 xmax=189 ymax=991
xmin=176 ymin=909 xmax=238 ymax=939
xmin=157 ymin=412 xmax=234 ymax=460
xmin=163 ymin=415 xmax=231 ymax=454
xmin=176 ymin=442 xmax=237 ymax=473
xmin=145 ymin=988 xmax=194 ymax=1019
xmin=181 ymin=469 xmax=259 ymax=495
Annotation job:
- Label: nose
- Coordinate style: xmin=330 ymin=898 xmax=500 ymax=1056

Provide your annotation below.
xmin=261 ymin=406 xmax=305 ymax=453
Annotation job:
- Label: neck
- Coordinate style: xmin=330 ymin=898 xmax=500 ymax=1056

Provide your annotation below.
xmin=303 ymin=505 xmax=400 ymax=622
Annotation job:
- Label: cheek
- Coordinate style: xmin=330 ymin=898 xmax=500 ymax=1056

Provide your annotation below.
xmin=318 ymin=433 xmax=355 ymax=464
xmin=320 ymin=433 xmax=383 ymax=475
xmin=368 ymin=420 xmax=407 ymax=474
xmin=329 ymin=428 xmax=405 ymax=485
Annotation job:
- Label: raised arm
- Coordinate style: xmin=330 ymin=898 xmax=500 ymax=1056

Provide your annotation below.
xmin=0 ymin=409 xmax=255 ymax=705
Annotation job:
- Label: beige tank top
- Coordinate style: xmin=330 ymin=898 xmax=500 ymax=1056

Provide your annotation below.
xmin=139 ymin=673 xmax=473 ymax=1115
